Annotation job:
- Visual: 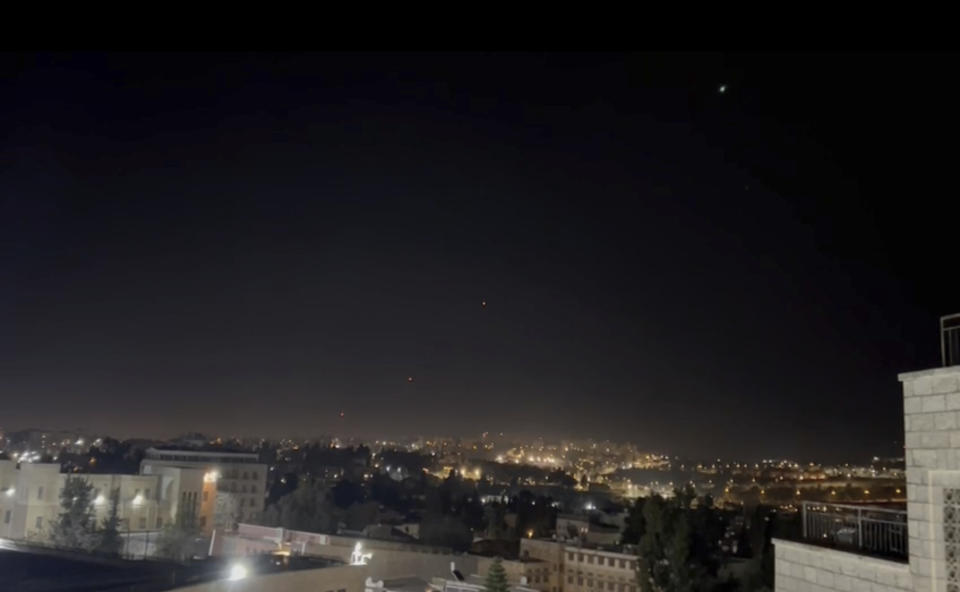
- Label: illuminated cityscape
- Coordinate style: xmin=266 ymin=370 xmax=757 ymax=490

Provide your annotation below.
xmin=3 ymin=51 xmax=959 ymax=591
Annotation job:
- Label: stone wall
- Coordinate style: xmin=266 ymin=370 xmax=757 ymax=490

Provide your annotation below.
xmin=174 ymin=564 xmax=366 ymax=592
xmin=774 ymin=539 xmax=911 ymax=592
xmin=900 ymin=366 xmax=960 ymax=592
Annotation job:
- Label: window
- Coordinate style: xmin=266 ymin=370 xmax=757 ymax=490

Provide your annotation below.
xmin=157 ymin=517 xmax=163 ymax=528
xmin=588 ymin=556 xmax=594 ymax=564
xmin=568 ymin=552 xmax=574 ymax=561
xmin=3 ymin=510 xmax=10 ymax=524
xmin=587 ymin=579 xmax=593 ymax=587
xmin=618 ymin=560 xmax=625 ymax=569
xmin=577 ymin=578 xmax=583 ymax=585
xmin=568 ymin=576 xmax=573 ymax=584
xmin=139 ymin=517 xmax=146 ymax=529
xmin=608 ymin=583 xmax=615 ymax=591
xmin=252 ymin=472 xmax=258 ymax=480
xmin=35 ymin=517 xmax=42 ymax=529
xmin=578 ymin=553 xmax=584 ymax=562
xmin=37 ymin=486 xmax=43 ymax=500
xmin=618 ymin=585 xmax=624 ymax=592
xmin=242 ymin=472 xmax=249 ymax=480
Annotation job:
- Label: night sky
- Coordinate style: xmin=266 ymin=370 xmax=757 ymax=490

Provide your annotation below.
xmin=2 ymin=52 xmax=958 ymax=462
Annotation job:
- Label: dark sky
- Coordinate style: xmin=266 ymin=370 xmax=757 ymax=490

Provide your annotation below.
xmin=2 ymin=52 xmax=958 ymax=462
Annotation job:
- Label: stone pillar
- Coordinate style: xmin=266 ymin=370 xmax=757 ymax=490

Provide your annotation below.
xmin=900 ymin=366 xmax=960 ymax=592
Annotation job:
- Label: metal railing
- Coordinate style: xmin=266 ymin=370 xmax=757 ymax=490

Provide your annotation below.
xmin=943 ymin=313 xmax=960 ymax=367
xmin=801 ymin=501 xmax=907 ymax=559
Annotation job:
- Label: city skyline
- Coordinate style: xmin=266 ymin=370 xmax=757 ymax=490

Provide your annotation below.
xmin=3 ymin=52 xmax=959 ymax=462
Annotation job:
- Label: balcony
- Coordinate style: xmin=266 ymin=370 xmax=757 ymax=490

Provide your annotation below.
xmin=800 ymin=501 xmax=908 ymax=561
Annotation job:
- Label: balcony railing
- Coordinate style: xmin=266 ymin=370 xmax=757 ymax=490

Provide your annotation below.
xmin=943 ymin=313 xmax=960 ymax=367
xmin=801 ymin=501 xmax=908 ymax=560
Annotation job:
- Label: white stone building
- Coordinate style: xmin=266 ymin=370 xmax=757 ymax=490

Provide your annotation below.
xmin=140 ymin=447 xmax=268 ymax=526
xmin=774 ymin=362 xmax=960 ymax=592
xmin=0 ymin=460 xmax=209 ymax=542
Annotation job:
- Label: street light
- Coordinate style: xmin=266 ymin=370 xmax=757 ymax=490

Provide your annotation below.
xmin=228 ymin=563 xmax=248 ymax=581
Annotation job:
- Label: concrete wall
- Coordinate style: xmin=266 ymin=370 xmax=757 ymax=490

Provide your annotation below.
xmin=174 ymin=564 xmax=367 ymax=592
xmin=773 ymin=539 xmax=911 ymax=592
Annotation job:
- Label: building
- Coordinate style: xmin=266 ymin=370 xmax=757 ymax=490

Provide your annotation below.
xmin=774 ymin=319 xmax=960 ymax=592
xmin=518 ymin=538 xmax=639 ymax=592
xmin=0 ymin=460 xmax=209 ymax=543
xmin=141 ymin=447 xmax=268 ymax=527
xmin=555 ymin=514 xmax=621 ymax=547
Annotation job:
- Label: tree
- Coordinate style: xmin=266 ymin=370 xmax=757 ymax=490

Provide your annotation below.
xmin=345 ymin=501 xmax=380 ymax=530
xmin=636 ymin=492 xmax=721 ymax=592
xmin=50 ymin=476 xmax=99 ymax=551
xmin=96 ymin=488 xmax=123 ymax=556
xmin=622 ymin=497 xmax=647 ymax=544
xmin=261 ymin=479 xmax=339 ymax=532
xmin=420 ymin=513 xmax=473 ymax=551
xmin=484 ymin=557 xmax=510 ymax=592
xmin=332 ymin=479 xmax=366 ymax=509
xmin=156 ymin=513 xmax=201 ymax=562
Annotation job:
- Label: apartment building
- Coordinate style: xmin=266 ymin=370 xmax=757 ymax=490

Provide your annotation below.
xmin=0 ymin=460 xmax=209 ymax=541
xmin=519 ymin=538 xmax=638 ymax=592
xmin=140 ymin=447 xmax=267 ymax=526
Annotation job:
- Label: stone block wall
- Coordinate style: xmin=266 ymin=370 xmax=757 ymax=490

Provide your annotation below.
xmin=774 ymin=539 xmax=911 ymax=592
xmin=901 ymin=366 xmax=960 ymax=592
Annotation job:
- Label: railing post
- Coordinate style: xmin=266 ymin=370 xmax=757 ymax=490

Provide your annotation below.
xmin=857 ymin=507 xmax=863 ymax=549
xmin=802 ymin=502 xmax=807 ymax=539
